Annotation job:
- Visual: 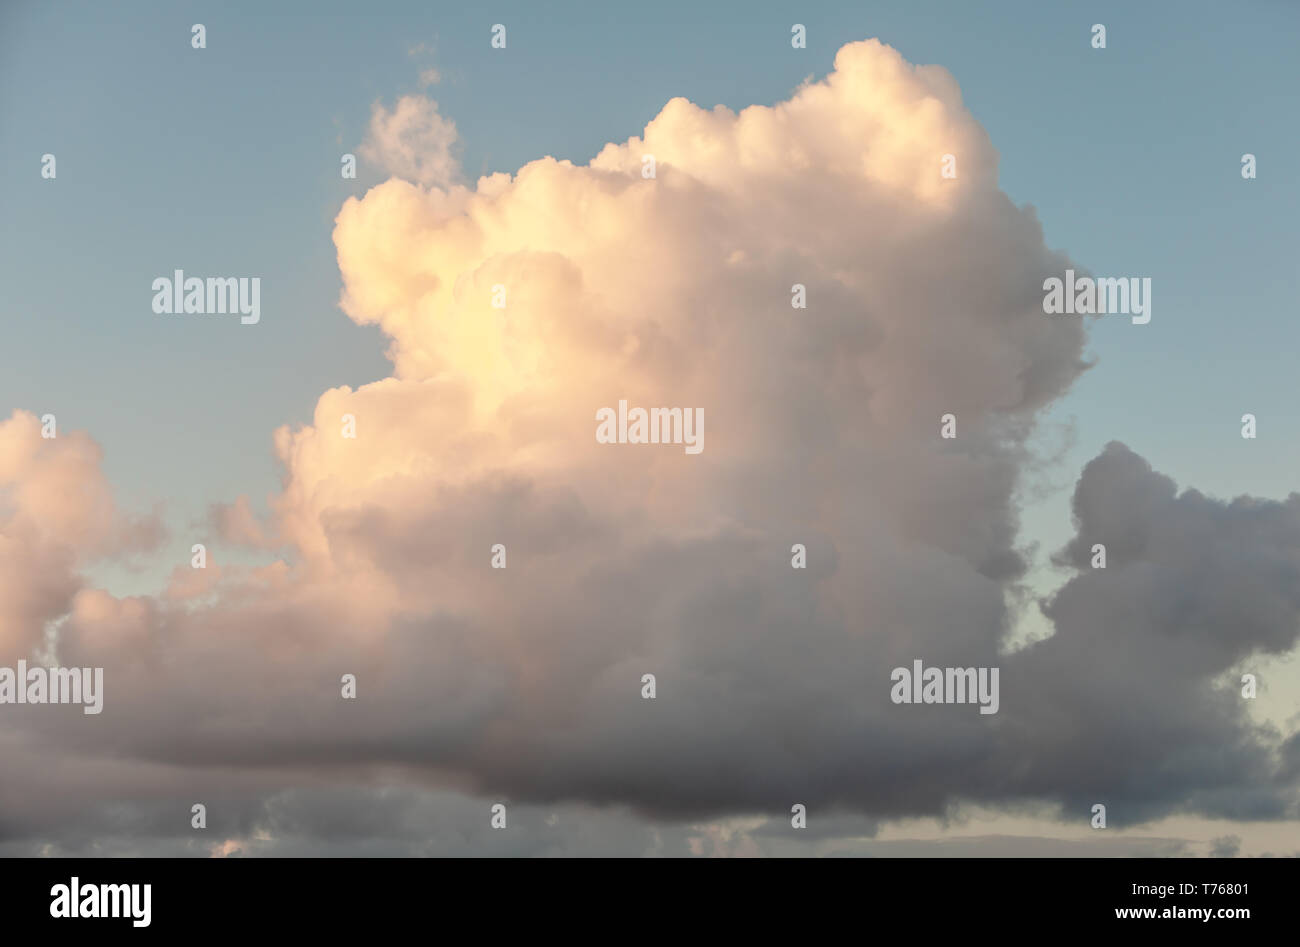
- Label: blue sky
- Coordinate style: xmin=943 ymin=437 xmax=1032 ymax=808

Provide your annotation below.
xmin=2 ymin=0 xmax=1298 ymax=597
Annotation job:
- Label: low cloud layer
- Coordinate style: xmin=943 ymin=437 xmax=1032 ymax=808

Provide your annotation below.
xmin=2 ymin=39 xmax=1297 ymax=853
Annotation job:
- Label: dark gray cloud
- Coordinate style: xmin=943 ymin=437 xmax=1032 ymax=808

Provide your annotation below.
xmin=1001 ymin=444 xmax=1300 ymax=825
xmin=5 ymin=440 xmax=1297 ymax=851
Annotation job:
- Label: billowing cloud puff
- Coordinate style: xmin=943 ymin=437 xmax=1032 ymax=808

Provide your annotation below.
xmin=359 ymin=94 xmax=461 ymax=188
xmin=0 ymin=411 xmax=163 ymax=659
xmin=3 ymin=40 xmax=1297 ymax=852
xmin=1008 ymin=444 xmax=1300 ymax=823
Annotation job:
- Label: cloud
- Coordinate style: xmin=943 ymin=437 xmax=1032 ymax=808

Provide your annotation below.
xmin=4 ymin=39 xmax=1298 ymax=852
xmin=0 ymin=410 xmax=164 ymax=658
xmin=209 ymin=495 xmax=277 ymax=550
xmin=359 ymin=95 xmax=460 ymax=188
xmin=1210 ymin=835 xmax=1242 ymax=858
xmin=1006 ymin=443 xmax=1300 ymax=823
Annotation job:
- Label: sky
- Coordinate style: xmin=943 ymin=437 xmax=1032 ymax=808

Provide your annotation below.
xmin=1 ymin=0 xmax=1298 ymax=857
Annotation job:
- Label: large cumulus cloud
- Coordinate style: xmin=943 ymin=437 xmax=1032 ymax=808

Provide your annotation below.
xmin=2 ymin=39 xmax=1297 ymax=852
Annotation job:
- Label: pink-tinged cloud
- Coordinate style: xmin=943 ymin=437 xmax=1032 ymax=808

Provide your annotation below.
xmin=0 ymin=410 xmax=163 ymax=658
xmin=3 ymin=41 xmax=1298 ymax=853
xmin=359 ymin=94 xmax=461 ymax=188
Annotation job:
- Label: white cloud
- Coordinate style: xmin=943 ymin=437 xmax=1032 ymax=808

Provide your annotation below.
xmin=359 ymin=94 xmax=460 ymax=188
